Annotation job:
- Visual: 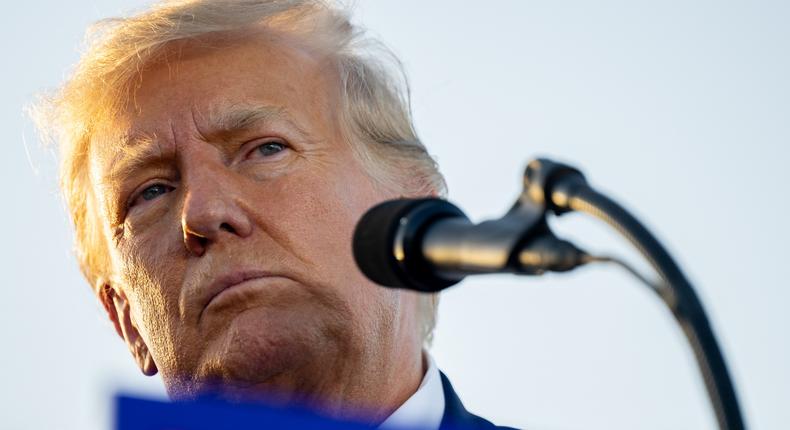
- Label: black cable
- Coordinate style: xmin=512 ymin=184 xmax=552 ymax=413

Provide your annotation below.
xmin=552 ymin=178 xmax=746 ymax=430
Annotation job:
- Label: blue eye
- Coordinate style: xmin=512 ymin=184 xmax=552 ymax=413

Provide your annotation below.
xmin=256 ymin=142 xmax=286 ymax=157
xmin=131 ymin=183 xmax=173 ymax=207
xmin=141 ymin=184 xmax=171 ymax=201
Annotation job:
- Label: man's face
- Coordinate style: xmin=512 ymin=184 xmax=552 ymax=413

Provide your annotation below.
xmin=89 ymin=33 xmax=422 ymax=408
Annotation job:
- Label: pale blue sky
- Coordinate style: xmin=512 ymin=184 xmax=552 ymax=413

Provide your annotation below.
xmin=2 ymin=1 xmax=788 ymax=429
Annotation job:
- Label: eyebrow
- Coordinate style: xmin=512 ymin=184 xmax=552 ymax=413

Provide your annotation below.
xmin=208 ymin=104 xmax=288 ymax=136
xmin=105 ymin=133 xmax=170 ymax=185
xmin=203 ymin=103 xmax=314 ymax=142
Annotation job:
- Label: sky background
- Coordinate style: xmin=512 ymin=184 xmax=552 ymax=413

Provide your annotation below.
xmin=2 ymin=1 xmax=789 ymax=429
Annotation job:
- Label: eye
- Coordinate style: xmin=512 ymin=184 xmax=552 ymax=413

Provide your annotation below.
xmin=130 ymin=183 xmax=174 ymax=208
xmin=252 ymin=141 xmax=288 ymax=158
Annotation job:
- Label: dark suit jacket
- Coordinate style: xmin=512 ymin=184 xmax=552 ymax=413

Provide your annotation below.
xmin=438 ymin=372 xmax=519 ymax=430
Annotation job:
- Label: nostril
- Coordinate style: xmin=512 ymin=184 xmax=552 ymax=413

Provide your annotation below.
xmin=184 ymin=233 xmax=210 ymax=257
xmin=219 ymin=223 xmax=236 ymax=234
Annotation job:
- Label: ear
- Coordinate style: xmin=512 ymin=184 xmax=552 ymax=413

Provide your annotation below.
xmin=98 ymin=282 xmax=159 ymax=376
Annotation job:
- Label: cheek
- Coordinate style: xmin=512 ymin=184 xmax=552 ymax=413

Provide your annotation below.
xmin=119 ymin=211 xmax=184 ymax=289
xmin=297 ymin=166 xmax=396 ymax=305
xmin=247 ymin=155 xmax=389 ymax=284
xmin=115 ymin=219 xmax=186 ymax=347
xmin=281 ymin=166 xmax=381 ymax=265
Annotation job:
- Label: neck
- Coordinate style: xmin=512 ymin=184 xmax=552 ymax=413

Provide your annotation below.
xmin=314 ymin=296 xmax=425 ymax=424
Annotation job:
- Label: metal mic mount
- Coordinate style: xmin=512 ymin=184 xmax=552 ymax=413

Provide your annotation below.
xmin=520 ymin=158 xmax=746 ymax=430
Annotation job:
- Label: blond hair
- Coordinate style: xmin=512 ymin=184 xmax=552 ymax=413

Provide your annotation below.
xmin=33 ymin=0 xmax=444 ymax=344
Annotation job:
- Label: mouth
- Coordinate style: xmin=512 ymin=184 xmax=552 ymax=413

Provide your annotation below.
xmin=199 ymin=269 xmax=279 ymax=321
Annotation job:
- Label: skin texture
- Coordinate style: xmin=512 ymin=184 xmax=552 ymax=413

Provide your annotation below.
xmin=89 ymin=32 xmax=425 ymax=423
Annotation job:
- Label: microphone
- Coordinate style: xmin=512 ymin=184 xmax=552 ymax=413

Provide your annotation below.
xmin=353 ymin=158 xmax=746 ymax=430
xmin=352 ymin=197 xmax=588 ymax=292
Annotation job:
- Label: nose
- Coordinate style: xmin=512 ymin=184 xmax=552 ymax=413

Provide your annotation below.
xmin=181 ymin=166 xmax=253 ymax=256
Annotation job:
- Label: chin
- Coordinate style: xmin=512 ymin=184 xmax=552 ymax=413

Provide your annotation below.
xmin=168 ymin=308 xmax=330 ymax=404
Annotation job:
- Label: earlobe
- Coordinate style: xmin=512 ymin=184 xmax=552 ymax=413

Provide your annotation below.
xmin=134 ymin=336 xmax=159 ymax=376
xmin=97 ymin=281 xmax=159 ymax=377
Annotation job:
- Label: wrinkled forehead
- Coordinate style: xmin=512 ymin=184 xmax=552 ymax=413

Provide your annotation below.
xmin=130 ymin=30 xmax=333 ymax=121
xmin=87 ymin=29 xmax=341 ymax=169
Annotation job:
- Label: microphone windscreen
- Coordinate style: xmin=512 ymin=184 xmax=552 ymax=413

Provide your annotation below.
xmin=353 ymin=199 xmax=426 ymax=289
xmin=352 ymin=198 xmax=467 ymax=292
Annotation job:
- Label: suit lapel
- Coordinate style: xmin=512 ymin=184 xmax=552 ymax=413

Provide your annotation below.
xmin=438 ymin=371 xmax=516 ymax=430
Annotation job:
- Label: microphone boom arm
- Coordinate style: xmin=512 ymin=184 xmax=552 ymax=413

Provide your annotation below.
xmin=523 ymin=158 xmax=745 ymax=430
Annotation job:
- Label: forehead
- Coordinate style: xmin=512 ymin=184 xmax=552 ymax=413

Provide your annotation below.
xmin=91 ymin=31 xmax=340 ymax=161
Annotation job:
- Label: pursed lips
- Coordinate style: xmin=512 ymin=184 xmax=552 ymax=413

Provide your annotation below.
xmin=197 ymin=269 xmax=276 ymax=322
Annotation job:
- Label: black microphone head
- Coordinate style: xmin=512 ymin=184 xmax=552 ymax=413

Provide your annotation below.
xmin=353 ymin=198 xmax=467 ymax=292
